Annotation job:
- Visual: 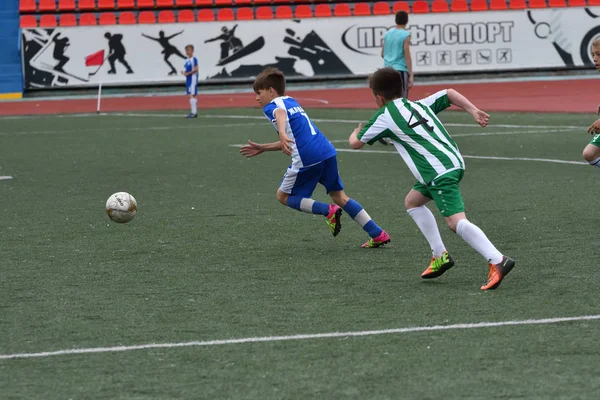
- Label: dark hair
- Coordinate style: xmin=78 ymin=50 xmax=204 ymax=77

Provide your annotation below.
xmin=368 ymin=68 xmax=404 ymax=101
xmin=395 ymin=11 xmax=408 ymax=25
xmin=185 ymin=44 xmax=194 ymax=51
xmin=253 ymin=67 xmax=286 ymax=95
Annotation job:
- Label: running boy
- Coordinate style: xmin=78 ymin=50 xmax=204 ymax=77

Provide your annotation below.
xmin=181 ymin=44 xmax=198 ymax=119
xmin=240 ymin=67 xmax=390 ymax=248
xmin=379 ymin=10 xmax=413 ymax=146
xmin=349 ymin=68 xmax=515 ymax=290
xmin=583 ymin=39 xmax=600 ymax=167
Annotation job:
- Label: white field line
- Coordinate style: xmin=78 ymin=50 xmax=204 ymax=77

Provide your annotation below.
xmin=1 ymin=314 xmax=599 ymax=360
xmin=0 ymin=113 xmax=589 ymax=131
xmin=295 ymin=97 xmax=329 ymax=104
xmin=230 ymin=145 xmax=587 ymax=166
xmin=0 ymin=176 xmax=13 ymax=181
xmin=0 ymin=123 xmax=258 ymax=136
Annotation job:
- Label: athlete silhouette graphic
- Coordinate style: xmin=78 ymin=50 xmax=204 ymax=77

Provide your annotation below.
xmin=142 ymin=30 xmax=186 ymax=75
xmin=52 ymin=34 xmax=70 ymax=73
xmin=104 ymin=32 xmax=134 ymax=74
xmin=205 ymin=25 xmax=243 ymax=62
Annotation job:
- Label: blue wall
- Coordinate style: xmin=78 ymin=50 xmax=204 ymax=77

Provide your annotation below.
xmin=0 ymin=2 xmax=23 ymax=96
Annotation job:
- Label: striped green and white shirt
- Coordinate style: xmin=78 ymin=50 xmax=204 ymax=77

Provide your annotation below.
xmin=357 ymin=90 xmax=464 ymax=185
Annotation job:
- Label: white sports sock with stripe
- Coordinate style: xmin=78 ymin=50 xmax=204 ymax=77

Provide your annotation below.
xmin=190 ymin=98 xmax=197 ymax=115
xmin=456 ymin=219 xmax=503 ymax=265
xmin=407 ymin=206 xmax=446 ymax=258
xmin=588 ymin=156 xmax=600 ymax=168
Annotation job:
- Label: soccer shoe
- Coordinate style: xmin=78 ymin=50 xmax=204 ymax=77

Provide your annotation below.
xmin=185 ymin=113 xmax=198 ymax=119
xmin=362 ymin=230 xmax=391 ymax=248
xmin=480 ymin=256 xmax=516 ymax=290
xmin=325 ymin=204 xmax=343 ymax=237
xmin=421 ymin=251 xmax=455 ymax=279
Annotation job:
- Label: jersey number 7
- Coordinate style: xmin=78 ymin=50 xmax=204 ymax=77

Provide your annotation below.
xmin=300 ymin=112 xmax=318 ymax=135
xmin=407 ymin=108 xmax=434 ymax=133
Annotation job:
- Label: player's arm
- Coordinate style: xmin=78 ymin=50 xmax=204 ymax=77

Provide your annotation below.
xmin=350 ymin=112 xmax=389 ymax=149
xmin=239 ymin=140 xmax=282 ymax=158
xmin=273 ymin=108 xmax=294 ymax=156
xmin=446 ymin=89 xmax=489 ymax=128
xmin=588 ymin=119 xmax=600 ymax=135
xmin=349 ymin=123 xmax=365 ymax=149
xmin=182 ymin=59 xmax=199 ymax=76
xmin=404 ymin=37 xmax=413 ymax=88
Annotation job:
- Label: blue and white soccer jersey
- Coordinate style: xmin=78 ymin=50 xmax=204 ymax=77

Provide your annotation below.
xmin=263 ymin=96 xmax=343 ymax=196
xmin=184 ymin=57 xmax=198 ymax=96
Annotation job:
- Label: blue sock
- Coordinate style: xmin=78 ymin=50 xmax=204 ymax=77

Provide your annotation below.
xmin=342 ymin=199 xmax=383 ymax=238
xmin=287 ymin=196 xmax=329 ymax=216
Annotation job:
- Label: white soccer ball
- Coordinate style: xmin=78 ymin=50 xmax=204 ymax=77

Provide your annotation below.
xmin=105 ymin=192 xmax=137 ymax=223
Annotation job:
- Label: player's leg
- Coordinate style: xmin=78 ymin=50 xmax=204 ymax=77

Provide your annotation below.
xmin=582 ymin=136 xmax=600 ymax=167
xmin=401 ymin=71 xmax=409 ymax=99
xmin=186 ymin=94 xmax=198 ymax=118
xmin=432 ymin=171 xmax=515 ymax=290
xmin=186 ymin=79 xmax=198 ymax=118
xmin=328 ymin=190 xmax=389 ymax=246
xmin=405 ymin=186 xmax=453 ymax=279
xmin=278 ymin=163 xmax=335 ymax=225
xmin=322 ymin=157 xmax=389 ymax=246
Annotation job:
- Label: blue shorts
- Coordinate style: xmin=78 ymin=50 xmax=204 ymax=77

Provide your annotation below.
xmin=279 ymin=156 xmax=344 ymax=197
xmin=186 ymin=76 xmax=198 ymax=96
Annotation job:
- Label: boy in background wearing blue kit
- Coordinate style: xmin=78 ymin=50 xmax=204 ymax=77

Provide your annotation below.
xmin=181 ymin=44 xmax=199 ymax=118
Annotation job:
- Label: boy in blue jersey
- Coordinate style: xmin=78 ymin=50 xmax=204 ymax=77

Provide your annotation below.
xmin=181 ymin=44 xmax=199 ymax=119
xmin=240 ymin=68 xmax=390 ymax=248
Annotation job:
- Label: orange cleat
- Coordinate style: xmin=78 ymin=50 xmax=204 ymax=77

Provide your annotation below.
xmin=481 ymin=256 xmax=515 ymax=290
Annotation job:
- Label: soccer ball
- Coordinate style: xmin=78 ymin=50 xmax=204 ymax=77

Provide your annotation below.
xmin=105 ymin=192 xmax=137 ymax=223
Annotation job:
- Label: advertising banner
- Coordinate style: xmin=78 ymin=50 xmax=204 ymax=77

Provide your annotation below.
xmin=21 ymin=7 xmax=600 ymax=89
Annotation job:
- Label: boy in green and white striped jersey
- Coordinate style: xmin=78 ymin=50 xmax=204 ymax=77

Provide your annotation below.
xmin=349 ymin=68 xmax=515 ymax=291
xmin=582 ymin=39 xmax=600 ymax=167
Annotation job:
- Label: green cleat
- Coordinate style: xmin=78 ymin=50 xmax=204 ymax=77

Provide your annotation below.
xmin=421 ymin=251 xmax=455 ymax=279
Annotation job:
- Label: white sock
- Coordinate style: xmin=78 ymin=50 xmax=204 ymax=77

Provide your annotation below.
xmin=299 ymin=198 xmax=314 ymax=213
xmin=588 ymin=156 xmax=600 ymax=168
xmin=407 ymin=206 xmax=446 ymax=258
xmin=190 ymin=98 xmax=197 ymax=115
xmin=456 ymin=219 xmax=503 ymax=264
